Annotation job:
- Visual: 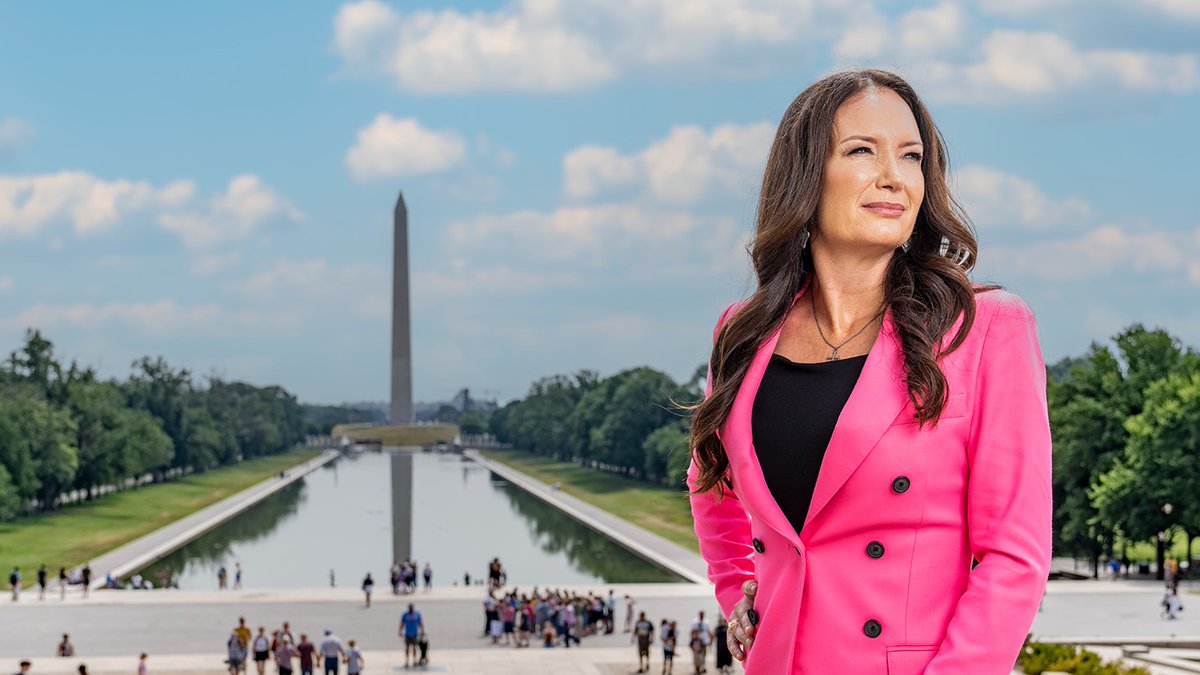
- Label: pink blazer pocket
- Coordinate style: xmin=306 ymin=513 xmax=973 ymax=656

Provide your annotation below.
xmin=886 ymin=645 xmax=938 ymax=674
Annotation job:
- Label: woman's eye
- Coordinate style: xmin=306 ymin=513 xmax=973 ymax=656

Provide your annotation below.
xmin=905 ymin=152 xmax=923 ymax=162
xmin=849 ymin=146 xmax=871 ymax=155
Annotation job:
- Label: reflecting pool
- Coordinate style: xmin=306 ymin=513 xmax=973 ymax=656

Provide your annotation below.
xmin=140 ymin=451 xmax=685 ymax=588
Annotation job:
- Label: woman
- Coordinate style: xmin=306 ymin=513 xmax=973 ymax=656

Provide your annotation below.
xmin=688 ymin=69 xmax=1052 ymax=674
xmin=713 ymin=616 xmax=732 ymax=673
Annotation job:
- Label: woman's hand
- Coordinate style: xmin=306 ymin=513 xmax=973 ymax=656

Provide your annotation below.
xmin=727 ymin=580 xmax=759 ymax=661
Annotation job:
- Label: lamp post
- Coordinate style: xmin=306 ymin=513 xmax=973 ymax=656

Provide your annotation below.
xmin=1158 ymin=503 xmax=1175 ymax=581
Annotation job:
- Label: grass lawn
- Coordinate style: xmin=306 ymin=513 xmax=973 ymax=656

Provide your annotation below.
xmin=0 ymin=449 xmax=320 ymax=573
xmin=481 ymin=449 xmax=699 ymax=552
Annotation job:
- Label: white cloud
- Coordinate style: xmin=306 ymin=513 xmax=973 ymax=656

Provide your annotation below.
xmin=915 ymin=31 xmax=1199 ymax=103
xmin=232 ymin=258 xmax=389 ymax=319
xmin=563 ymin=123 xmax=774 ymax=205
xmin=898 ymin=1 xmax=970 ymax=56
xmin=0 ymin=118 xmax=35 ymax=156
xmin=0 ymin=172 xmax=194 ymax=237
xmin=0 ymin=301 xmax=223 ymax=337
xmin=345 ymin=114 xmax=468 ymax=181
xmin=954 ymin=165 xmax=1091 ymax=230
xmin=995 ymin=224 xmax=1200 ymax=284
xmin=332 ymin=0 xmax=819 ymax=94
xmin=437 ymin=203 xmax=744 ymax=293
xmin=980 ymin=0 xmax=1200 ymax=21
xmin=158 ymin=174 xmax=302 ymax=249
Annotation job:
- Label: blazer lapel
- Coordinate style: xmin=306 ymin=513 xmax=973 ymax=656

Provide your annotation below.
xmin=721 ymin=293 xmax=804 ymax=547
xmin=802 ymin=311 xmax=909 ymax=531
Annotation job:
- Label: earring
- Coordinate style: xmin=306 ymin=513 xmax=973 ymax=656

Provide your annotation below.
xmin=938 ymin=236 xmax=971 ymax=267
xmin=798 ymin=228 xmax=810 ymax=250
xmin=900 ymin=238 xmax=912 ymax=253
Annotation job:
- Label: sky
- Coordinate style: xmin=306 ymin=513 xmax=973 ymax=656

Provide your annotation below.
xmin=1 ymin=1 xmax=1198 ymax=406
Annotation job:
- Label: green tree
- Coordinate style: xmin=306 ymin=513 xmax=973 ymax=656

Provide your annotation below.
xmin=1092 ymin=364 xmax=1200 ymax=566
xmin=1050 ymin=325 xmax=1186 ymax=576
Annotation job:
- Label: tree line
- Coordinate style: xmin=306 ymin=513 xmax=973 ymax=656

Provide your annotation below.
xmin=0 ymin=330 xmax=311 ymax=521
xmin=489 ymin=366 xmax=705 ymax=484
xmin=490 ymin=324 xmax=1200 ymax=575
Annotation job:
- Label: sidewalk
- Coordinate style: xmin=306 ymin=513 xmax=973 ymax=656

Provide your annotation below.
xmin=463 ymin=450 xmax=709 ymax=585
xmin=86 ymin=452 xmax=339 ymax=585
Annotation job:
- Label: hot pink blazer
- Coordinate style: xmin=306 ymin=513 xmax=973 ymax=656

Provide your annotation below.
xmin=688 ymin=287 xmax=1052 ymax=674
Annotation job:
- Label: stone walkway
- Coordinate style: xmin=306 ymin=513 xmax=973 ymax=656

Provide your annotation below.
xmin=463 ymin=450 xmax=709 ymax=585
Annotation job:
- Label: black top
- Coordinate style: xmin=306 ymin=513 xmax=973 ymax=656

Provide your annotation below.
xmin=751 ymin=352 xmax=867 ymax=535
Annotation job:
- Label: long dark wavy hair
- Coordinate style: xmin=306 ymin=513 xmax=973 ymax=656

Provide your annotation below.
xmin=689 ymin=69 xmax=986 ymax=497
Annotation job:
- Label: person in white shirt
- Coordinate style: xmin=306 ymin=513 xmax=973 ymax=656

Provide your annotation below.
xmin=317 ymin=629 xmax=345 ymax=675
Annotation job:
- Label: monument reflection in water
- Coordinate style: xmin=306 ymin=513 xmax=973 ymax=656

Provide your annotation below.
xmin=141 ymin=451 xmax=684 ymax=588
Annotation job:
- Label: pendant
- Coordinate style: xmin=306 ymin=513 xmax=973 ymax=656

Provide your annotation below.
xmin=827 ymin=348 xmax=839 ymax=361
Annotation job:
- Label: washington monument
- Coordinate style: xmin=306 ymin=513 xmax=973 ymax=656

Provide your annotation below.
xmin=390 ymin=191 xmax=413 ymax=425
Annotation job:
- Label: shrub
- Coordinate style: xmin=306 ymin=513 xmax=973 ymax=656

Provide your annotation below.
xmin=1018 ymin=639 xmax=1151 ymax=675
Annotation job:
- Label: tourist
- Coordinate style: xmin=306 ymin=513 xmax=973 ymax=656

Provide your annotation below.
xmin=517 ymin=598 xmax=533 ymax=647
xmin=422 ymin=562 xmax=432 ymax=591
xmin=274 ymin=636 xmax=297 ymax=675
xmin=280 ymin=622 xmax=296 ymax=645
xmin=235 ymin=564 xmax=243 ymax=590
xmin=633 ymin=611 xmax=655 ymax=673
xmin=1162 ymin=586 xmax=1183 ymax=620
xmin=37 ymin=566 xmax=47 ymax=600
xmin=561 ymin=603 xmax=579 ymax=648
xmin=689 ymin=611 xmax=711 ymax=666
xmin=689 ymin=629 xmax=705 ymax=675
xmin=217 ymin=566 xmax=228 ymax=590
xmin=57 ymin=568 xmax=67 ymax=600
xmin=463 ymin=571 xmax=470 ymax=587
xmin=625 ymin=595 xmax=635 ymax=632
xmin=80 ymin=564 xmax=91 ymax=599
xmin=689 ymin=70 xmax=1054 ymax=674
xmin=606 ymin=589 xmax=617 ymax=633
xmin=713 ymin=617 xmax=732 ymax=674
xmin=487 ymin=558 xmax=504 ymax=589
xmin=55 ymin=634 xmax=75 ymax=657
xmin=662 ymin=620 xmax=676 ymax=674
xmin=317 ymin=628 xmax=345 ymax=675
xmin=541 ymin=621 xmax=557 ymax=648
xmin=390 ymin=562 xmax=400 ymax=595
xmin=227 ymin=629 xmax=247 ymax=675
xmin=9 ymin=567 xmax=20 ymax=601
xmin=482 ymin=592 xmax=496 ymax=637
xmin=14 ymin=661 xmax=31 ymax=675
xmin=296 ymin=634 xmax=316 ymax=675
xmin=500 ymin=599 xmax=516 ymax=646
xmin=343 ymin=640 xmax=363 ymax=675
xmin=361 ymin=573 xmax=373 ymax=608
xmin=252 ymin=627 xmax=271 ymax=675
xmin=328 ymin=569 xmax=335 ymax=588
xmin=137 ymin=653 xmax=147 ymax=675
xmin=417 ymin=632 xmax=430 ymax=667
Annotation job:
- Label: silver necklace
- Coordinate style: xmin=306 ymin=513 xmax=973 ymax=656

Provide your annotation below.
xmin=810 ymin=291 xmax=885 ymax=361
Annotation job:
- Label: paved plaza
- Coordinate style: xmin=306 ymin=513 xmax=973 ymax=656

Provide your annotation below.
xmin=3 ymin=577 xmax=1200 ymax=674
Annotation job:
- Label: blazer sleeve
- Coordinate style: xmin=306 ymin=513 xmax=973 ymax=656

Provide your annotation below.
xmin=925 ymin=295 xmax=1053 ymax=674
xmin=687 ymin=302 xmax=755 ymax=617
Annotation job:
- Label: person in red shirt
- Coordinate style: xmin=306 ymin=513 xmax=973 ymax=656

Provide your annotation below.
xmin=296 ymin=634 xmax=316 ymax=675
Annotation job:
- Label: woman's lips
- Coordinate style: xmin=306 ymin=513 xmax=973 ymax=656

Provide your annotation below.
xmin=863 ymin=202 xmax=905 ymax=217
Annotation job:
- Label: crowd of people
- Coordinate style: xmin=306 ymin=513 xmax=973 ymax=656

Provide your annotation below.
xmin=630 ymin=609 xmax=733 ymax=675
xmin=473 ymin=582 xmax=732 ymax=673
xmin=7 ymin=564 xmax=92 ymax=601
xmin=221 ymin=607 xmax=428 ymax=674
